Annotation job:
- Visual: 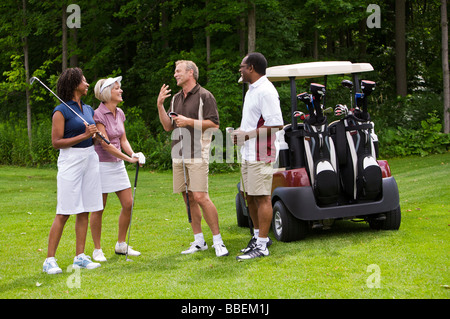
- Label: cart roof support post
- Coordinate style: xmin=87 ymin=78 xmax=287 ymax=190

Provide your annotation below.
xmin=290 ymin=76 xmax=297 ymax=130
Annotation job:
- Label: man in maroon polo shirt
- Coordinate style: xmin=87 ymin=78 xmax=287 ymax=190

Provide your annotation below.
xmin=157 ymin=60 xmax=229 ymax=257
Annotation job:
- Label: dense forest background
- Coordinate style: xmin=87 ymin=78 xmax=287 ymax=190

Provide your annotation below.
xmin=0 ymin=0 xmax=449 ymax=169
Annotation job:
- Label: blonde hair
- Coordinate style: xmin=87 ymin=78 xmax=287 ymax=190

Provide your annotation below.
xmin=94 ymin=79 xmax=121 ymax=102
xmin=176 ymin=60 xmax=199 ymax=81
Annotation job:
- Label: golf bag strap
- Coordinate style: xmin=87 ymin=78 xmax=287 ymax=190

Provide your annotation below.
xmin=285 ymin=129 xmax=305 ymax=138
xmin=344 ymin=123 xmax=373 ymax=131
xmin=303 ymin=130 xmax=330 ymax=138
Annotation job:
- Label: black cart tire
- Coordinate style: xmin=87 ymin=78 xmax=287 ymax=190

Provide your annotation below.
xmin=236 ymin=193 xmax=249 ymax=227
xmin=272 ymin=200 xmax=308 ymax=242
xmin=369 ymin=206 xmax=401 ymax=230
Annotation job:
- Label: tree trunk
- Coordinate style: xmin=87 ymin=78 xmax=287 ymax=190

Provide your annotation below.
xmin=442 ymin=0 xmax=450 ymax=133
xmin=70 ymin=28 xmax=78 ymax=67
xmin=22 ymin=0 xmax=31 ymax=147
xmin=161 ymin=0 xmax=169 ymax=49
xmin=313 ymin=28 xmax=318 ymax=60
xmin=313 ymin=13 xmax=318 ymax=60
xmin=62 ymin=6 xmax=67 ymax=71
xmin=239 ymin=14 xmax=246 ymax=57
xmin=247 ymin=1 xmax=255 ymax=53
xmin=395 ymin=0 xmax=407 ymax=97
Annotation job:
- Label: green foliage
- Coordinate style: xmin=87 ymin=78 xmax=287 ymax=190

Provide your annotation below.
xmin=0 ymin=0 xmax=448 ymax=168
xmin=29 ymin=117 xmax=58 ymax=166
xmin=0 ymin=117 xmax=58 ymax=166
xmin=0 ymin=119 xmax=29 ymax=165
xmin=378 ymin=111 xmax=450 ymax=157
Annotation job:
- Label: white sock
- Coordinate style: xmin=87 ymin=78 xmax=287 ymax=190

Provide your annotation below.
xmin=253 ymin=229 xmax=259 ymax=238
xmin=194 ymin=233 xmax=204 ymax=244
xmin=213 ymin=234 xmax=223 ymax=245
xmin=256 ymin=237 xmax=269 ymax=249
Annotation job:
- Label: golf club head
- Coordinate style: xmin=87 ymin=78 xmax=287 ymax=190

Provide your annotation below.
xmin=341 ymin=79 xmax=353 ymax=89
xmin=297 ymin=92 xmax=310 ymax=103
xmin=361 ymin=80 xmax=376 ymax=96
xmin=310 ymin=83 xmax=326 ymax=99
xmin=334 ymin=104 xmax=348 ymax=116
xmin=29 ymin=77 xmax=38 ymax=85
xmin=323 ymin=106 xmax=333 ymax=114
xmin=293 ymin=110 xmax=305 ymax=118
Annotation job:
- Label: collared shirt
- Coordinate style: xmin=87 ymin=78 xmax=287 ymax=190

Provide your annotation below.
xmin=52 ymin=100 xmax=96 ymax=148
xmin=239 ymin=75 xmax=283 ymax=162
xmin=169 ymin=83 xmax=219 ymax=159
xmin=93 ymin=102 xmax=126 ymax=162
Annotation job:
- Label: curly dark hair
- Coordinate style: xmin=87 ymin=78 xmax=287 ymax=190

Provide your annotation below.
xmin=56 ymin=67 xmax=84 ymax=102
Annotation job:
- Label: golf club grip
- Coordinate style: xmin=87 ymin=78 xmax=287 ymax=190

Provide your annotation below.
xmin=186 ymin=190 xmax=192 ymax=223
xmin=97 ymin=133 xmax=111 ymax=145
xmin=134 ymin=163 xmax=139 ymax=187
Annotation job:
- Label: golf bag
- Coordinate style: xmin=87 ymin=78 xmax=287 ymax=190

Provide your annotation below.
xmin=298 ymin=83 xmax=339 ymax=206
xmin=332 ymin=80 xmax=382 ymax=201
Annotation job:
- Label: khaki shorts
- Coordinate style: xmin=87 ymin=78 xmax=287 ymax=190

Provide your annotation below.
xmin=240 ymin=160 xmax=274 ymax=196
xmin=172 ymin=159 xmax=209 ymax=193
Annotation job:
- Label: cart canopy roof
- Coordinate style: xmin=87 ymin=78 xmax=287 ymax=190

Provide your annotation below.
xmin=266 ymin=61 xmax=373 ymax=82
xmin=239 ymin=61 xmax=373 ymax=83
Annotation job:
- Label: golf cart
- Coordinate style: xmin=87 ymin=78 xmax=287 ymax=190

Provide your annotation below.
xmin=235 ymin=61 xmax=401 ymax=242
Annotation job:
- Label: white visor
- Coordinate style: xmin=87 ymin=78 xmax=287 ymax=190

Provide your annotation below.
xmin=100 ymin=76 xmax=122 ymax=93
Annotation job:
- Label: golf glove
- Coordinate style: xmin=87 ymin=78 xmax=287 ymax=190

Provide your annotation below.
xmin=132 ymin=152 xmax=146 ymax=165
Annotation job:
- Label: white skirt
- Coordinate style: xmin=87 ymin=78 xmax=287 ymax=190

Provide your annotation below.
xmin=99 ymin=161 xmax=131 ymax=193
xmin=56 ymin=146 xmax=103 ymax=215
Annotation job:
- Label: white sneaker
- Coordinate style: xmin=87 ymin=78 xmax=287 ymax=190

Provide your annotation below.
xmin=43 ymin=257 xmax=62 ymax=275
xmin=73 ymin=253 xmax=101 ymax=269
xmin=213 ymin=242 xmax=229 ymax=257
xmin=236 ymin=244 xmax=269 ymax=261
xmin=93 ymin=249 xmax=107 ymax=262
xmin=181 ymin=241 xmax=208 ymax=254
xmin=115 ymin=242 xmax=141 ymax=256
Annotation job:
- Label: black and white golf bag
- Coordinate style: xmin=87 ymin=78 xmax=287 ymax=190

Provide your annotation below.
xmin=298 ymin=84 xmax=339 ymax=205
xmin=333 ymin=80 xmax=382 ymax=201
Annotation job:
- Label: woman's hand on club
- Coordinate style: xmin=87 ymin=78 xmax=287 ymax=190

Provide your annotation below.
xmin=85 ymin=124 xmax=99 ymax=138
xmin=132 ymin=152 xmax=146 ymax=166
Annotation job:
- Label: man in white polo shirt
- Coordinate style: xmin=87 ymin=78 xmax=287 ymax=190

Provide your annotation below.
xmin=232 ymin=52 xmax=283 ymax=260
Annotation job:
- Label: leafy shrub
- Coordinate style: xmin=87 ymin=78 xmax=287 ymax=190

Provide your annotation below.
xmin=378 ymin=111 xmax=450 ymax=157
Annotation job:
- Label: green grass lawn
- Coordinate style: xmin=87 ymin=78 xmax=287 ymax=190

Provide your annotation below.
xmin=0 ymin=153 xmax=449 ymax=299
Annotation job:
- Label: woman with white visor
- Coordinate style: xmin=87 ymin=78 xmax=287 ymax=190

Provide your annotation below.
xmin=90 ymin=76 xmax=145 ymax=261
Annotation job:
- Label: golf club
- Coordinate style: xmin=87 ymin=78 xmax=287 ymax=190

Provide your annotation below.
xmin=29 ymin=76 xmax=110 ymax=145
xmin=125 ymin=163 xmax=140 ymax=262
xmin=334 ymin=104 xmax=348 ymax=117
xmin=323 ymin=106 xmax=333 ymax=114
xmin=176 ymin=123 xmax=192 ymax=224
xmin=341 ymin=79 xmax=354 ymax=109
xmin=293 ymin=110 xmax=306 ymax=120
xmin=310 ymin=83 xmax=326 ymax=123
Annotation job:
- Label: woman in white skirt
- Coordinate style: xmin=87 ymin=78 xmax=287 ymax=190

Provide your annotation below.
xmin=43 ymin=67 xmax=104 ymax=275
xmin=90 ymin=76 xmax=145 ymax=261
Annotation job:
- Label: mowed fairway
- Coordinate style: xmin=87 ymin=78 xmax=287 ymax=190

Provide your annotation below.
xmin=0 ymin=153 xmax=449 ymax=299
